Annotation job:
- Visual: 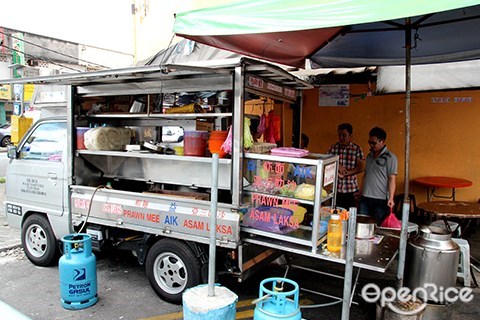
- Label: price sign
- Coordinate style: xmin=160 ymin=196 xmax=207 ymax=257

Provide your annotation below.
xmin=323 ymin=163 xmax=337 ymax=186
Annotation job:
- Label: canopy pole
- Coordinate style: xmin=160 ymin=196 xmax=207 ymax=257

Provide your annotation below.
xmin=208 ymin=153 xmax=219 ymax=296
xmin=397 ymin=17 xmax=412 ymax=288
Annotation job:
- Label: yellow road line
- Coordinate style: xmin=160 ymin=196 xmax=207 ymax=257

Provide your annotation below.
xmin=138 ymin=298 xmax=313 ymax=320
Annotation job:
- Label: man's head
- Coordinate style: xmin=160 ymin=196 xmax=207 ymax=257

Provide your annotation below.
xmin=301 ymin=133 xmax=309 ymax=149
xmin=368 ymin=127 xmax=387 ymax=153
xmin=337 ymin=123 xmax=353 ymax=147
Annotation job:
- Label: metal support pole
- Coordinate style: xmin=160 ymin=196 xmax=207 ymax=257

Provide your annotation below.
xmin=397 ymin=17 xmax=412 ymax=287
xmin=208 ymin=153 xmax=219 ymax=297
xmin=341 ymin=207 xmax=357 ymax=320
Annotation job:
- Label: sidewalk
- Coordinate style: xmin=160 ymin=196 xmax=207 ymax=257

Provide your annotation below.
xmin=0 ymin=183 xmax=21 ymax=253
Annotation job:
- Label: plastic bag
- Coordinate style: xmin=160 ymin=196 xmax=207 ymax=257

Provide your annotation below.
xmin=381 ymin=207 xmax=402 ymax=229
xmin=220 ymin=125 xmax=233 ymax=155
xmin=244 ymin=118 xmax=254 ymax=149
xmin=257 ymin=113 xmax=266 ymax=136
xmin=264 ymin=110 xmax=281 ymax=143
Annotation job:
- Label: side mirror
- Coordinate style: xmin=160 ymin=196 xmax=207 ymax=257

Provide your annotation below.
xmin=7 ymin=144 xmax=17 ymax=159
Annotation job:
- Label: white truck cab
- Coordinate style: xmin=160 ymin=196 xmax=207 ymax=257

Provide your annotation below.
xmin=6 ymin=117 xmax=69 ymax=265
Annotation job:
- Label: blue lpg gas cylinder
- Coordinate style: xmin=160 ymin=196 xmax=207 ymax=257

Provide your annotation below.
xmin=253 ymin=277 xmax=301 ymax=320
xmin=59 ymin=233 xmax=98 ymax=309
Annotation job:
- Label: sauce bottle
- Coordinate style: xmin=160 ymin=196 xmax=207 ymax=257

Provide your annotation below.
xmin=327 ymin=212 xmax=342 ymax=252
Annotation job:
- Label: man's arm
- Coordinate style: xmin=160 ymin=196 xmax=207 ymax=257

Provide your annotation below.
xmin=346 ymin=157 xmax=365 ymax=176
xmin=387 ymin=174 xmax=396 ymax=208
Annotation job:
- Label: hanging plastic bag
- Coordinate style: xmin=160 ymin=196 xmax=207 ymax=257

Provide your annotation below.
xmin=221 ymin=125 xmax=233 ymax=155
xmin=264 ymin=110 xmax=281 ymax=143
xmin=381 ymin=207 xmax=402 ymax=229
xmin=244 ymin=118 xmax=254 ymax=149
xmin=257 ymin=113 xmax=267 ymax=136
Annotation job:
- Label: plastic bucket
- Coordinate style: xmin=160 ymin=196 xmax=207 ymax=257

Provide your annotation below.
xmin=76 ymin=127 xmax=90 ymax=150
xmin=208 ymin=130 xmax=228 ymax=158
xmin=184 ymin=131 xmax=208 ymax=156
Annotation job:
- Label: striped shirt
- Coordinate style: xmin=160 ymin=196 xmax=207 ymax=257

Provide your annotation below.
xmin=328 ymin=142 xmax=365 ymax=193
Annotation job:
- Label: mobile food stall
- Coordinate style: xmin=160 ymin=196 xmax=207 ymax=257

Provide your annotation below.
xmin=2 ymin=59 xmax=398 ymax=310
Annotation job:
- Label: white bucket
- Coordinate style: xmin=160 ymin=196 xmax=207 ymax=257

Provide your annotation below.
xmin=183 ymin=285 xmax=238 ymax=320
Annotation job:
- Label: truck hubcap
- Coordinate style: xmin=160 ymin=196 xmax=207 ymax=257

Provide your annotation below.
xmin=25 ymin=224 xmax=48 ymax=258
xmin=153 ymin=252 xmax=187 ymax=294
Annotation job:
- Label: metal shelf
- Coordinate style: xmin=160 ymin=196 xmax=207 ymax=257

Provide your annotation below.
xmin=87 ymin=112 xmax=232 ymax=119
xmin=241 ymin=224 xmax=327 ymax=248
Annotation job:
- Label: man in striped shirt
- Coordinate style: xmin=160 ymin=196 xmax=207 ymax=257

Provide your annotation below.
xmin=328 ymin=123 xmax=365 ymax=209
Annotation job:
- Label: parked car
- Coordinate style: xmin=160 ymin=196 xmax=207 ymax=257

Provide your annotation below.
xmin=0 ymin=122 xmax=11 ymax=147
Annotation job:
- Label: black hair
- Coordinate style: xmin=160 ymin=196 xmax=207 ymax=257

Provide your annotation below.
xmin=369 ymin=127 xmax=387 ymax=141
xmin=338 ymin=123 xmax=353 ymax=135
xmin=301 ymin=133 xmax=309 ymax=148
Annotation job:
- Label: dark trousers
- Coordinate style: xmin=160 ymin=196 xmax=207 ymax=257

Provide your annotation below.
xmin=358 ymin=196 xmax=389 ymax=224
xmin=336 ymin=192 xmax=357 ymax=210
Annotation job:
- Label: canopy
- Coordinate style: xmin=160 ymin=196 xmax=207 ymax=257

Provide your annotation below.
xmin=174 ymin=0 xmax=480 ymax=68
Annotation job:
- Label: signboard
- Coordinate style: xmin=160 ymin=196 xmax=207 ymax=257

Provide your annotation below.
xmin=12 ymin=32 xmax=25 ymax=78
xmin=319 ymin=84 xmax=350 ymax=107
xmin=24 ymin=84 xmax=35 ymax=102
xmin=0 ymin=85 xmax=11 ymax=100
xmin=323 ymin=163 xmax=337 ymax=186
xmin=246 ymin=75 xmax=298 ymax=101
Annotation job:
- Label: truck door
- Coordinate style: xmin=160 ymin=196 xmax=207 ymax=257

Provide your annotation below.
xmin=6 ymin=120 xmax=67 ymax=218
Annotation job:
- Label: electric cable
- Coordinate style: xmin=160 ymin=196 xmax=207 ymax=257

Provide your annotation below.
xmin=0 ymin=29 xmax=110 ymax=69
xmin=1 ymin=41 xmax=81 ymax=73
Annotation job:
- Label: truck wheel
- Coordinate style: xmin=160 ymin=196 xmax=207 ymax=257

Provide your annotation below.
xmin=21 ymin=214 xmax=57 ymax=266
xmin=146 ymin=239 xmax=202 ymax=304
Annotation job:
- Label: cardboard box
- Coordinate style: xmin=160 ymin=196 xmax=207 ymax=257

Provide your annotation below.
xmin=196 ymin=120 xmax=214 ymax=132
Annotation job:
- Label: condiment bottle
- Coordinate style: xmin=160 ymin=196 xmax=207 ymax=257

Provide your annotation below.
xmin=327 ymin=212 xmax=342 ymax=252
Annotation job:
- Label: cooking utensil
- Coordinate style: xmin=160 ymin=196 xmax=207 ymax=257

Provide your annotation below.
xmin=355 ymin=215 xmax=376 ymax=239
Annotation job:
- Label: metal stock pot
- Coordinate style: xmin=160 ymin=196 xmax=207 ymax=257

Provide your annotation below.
xmin=355 ymin=215 xmax=376 ymax=239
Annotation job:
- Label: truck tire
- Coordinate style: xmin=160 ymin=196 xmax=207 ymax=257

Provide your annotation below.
xmin=21 ymin=214 xmax=57 ymax=266
xmin=146 ymin=239 xmax=202 ymax=304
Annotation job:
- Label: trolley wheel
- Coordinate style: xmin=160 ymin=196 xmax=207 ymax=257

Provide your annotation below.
xmin=21 ymin=214 xmax=57 ymax=266
xmin=146 ymin=238 xmax=202 ymax=304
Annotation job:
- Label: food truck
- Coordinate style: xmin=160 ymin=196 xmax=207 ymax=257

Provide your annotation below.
xmin=2 ymin=58 xmax=397 ymax=305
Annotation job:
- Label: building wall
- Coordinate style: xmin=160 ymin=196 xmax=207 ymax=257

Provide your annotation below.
xmin=302 ymin=84 xmax=480 ymax=203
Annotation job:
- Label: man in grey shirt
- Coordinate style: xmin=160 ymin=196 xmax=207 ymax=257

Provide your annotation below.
xmin=357 ymin=127 xmax=398 ymax=223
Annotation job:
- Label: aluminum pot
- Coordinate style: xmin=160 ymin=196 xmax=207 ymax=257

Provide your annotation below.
xmin=355 ymin=215 xmax=376 ymax=239
xmin=405 ymin=225 xmax=459 ymax=303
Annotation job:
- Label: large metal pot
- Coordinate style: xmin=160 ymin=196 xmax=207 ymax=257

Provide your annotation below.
xmin=405 ymin=225 xmax=459 ymax=303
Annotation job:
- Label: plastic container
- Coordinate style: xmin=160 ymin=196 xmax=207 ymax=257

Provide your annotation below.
xmin=327 ymin=213 xmax=342 ymax=252
xmin=173 ymin=146 xmax=184 ymax=156
xmin=76 ymin=127 xmax=90 ymax=150
xmin=208 ymin=130 xmax=228 ymax=158
xmin=183 ymin=130 xmax=208 ymax=156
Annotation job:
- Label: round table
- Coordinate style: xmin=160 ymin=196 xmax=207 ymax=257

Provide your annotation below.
xmin=417 ymin=201 xmax=480 ymax=237
xmin=417 ymin=201 xmax=480 ymax=219
xmin=413 ymin=176 xmax=473 ymax=201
